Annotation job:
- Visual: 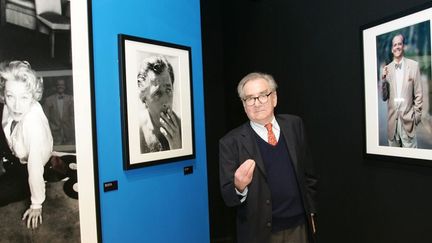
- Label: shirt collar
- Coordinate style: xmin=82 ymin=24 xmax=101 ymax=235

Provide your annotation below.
xmin=395 ymin=57 xmax=405 ymax=65
xmin=250 ymin=116 xmax=279 ymax=132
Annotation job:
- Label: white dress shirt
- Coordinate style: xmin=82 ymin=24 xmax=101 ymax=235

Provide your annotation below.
xmin=395 ymin=58 xmax=405 ymax=106
xmin=3 ymin=102 xmax=53 ymax=209
xmin=56 ymin=94 xmax=65 ymax=119
xmin=250 ymin=116 xmax=280 ymax=142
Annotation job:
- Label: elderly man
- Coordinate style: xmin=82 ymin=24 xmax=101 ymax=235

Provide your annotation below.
xmin=382 ymin=34 xmax=423 ymax=148
xmin=137 ymin=55 xmax=181 ymax=153
xmin=219 ymin=72 xmax=318 ymax=243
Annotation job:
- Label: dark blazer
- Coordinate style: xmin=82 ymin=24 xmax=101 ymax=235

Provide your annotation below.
xmin=0 ymin=104 xmax=19 ymax=163
xmin=219 ymin=114 xmax=318 ymax=243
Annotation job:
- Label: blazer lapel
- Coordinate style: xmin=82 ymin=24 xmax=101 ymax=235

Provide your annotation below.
xmin=388 ymin=61 xmax=398 ymax=97
xmin=278 ymin=117 xmax=299 ymax=172
xmin=240 ymin=123 xmax=267 ymax=179
xmin=402 ymin=61 xmax=410 ymax=95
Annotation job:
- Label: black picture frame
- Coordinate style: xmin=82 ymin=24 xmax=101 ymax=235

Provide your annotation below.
xmin=118 ymin=34 xmax=195 ymax=169
xmin=361 ymin=2 xmax=432 ymax=164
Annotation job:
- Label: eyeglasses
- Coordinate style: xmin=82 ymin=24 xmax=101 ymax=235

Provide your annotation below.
xmin=242 ymin=92 xmax=273 ymax=106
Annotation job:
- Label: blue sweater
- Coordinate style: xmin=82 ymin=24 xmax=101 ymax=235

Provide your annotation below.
xmin=256 ymin=133 xmax=306 ymax=232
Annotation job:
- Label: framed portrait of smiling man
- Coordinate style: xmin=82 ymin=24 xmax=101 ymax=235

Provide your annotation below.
xmin=362 ymin=3 xmax=432 ymax=163
xmin=118 ymin=34 xmax=195 ymax=169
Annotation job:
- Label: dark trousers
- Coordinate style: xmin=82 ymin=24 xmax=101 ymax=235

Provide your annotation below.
xmin=0 ymin=161 xmax=30 ymax=207
xmin=271 ymin=223 xmax=309 ymax=243
xmin=0 ymin=155 xmax=73 ymax=207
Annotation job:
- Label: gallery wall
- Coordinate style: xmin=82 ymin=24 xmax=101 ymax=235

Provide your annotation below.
xmin=201 ymin=0 xmax=432 ymax=242
xmin=91 ymin=0 xmax=209 ymax=242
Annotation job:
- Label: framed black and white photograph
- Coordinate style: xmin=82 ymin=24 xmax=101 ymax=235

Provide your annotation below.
xmin=119 ymin=34 xmax=194 ymax=169
xmin=0 ymin=0 xmax=99 ymax=242
xmin=38 ymin=69 xmax=75 ymax=152
xmin=362 ymin=3 xmax=432 ymax=162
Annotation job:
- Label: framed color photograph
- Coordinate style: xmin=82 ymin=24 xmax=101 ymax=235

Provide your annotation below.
xmin=362 ymin=3 xmax=432 ymax=162
xmin=119 ymin=34 xmax=195 ymax=169
xmin=0 ymin=0 xmax=100 ymax=242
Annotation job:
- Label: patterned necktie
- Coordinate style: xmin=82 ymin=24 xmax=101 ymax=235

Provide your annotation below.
xmin=395 ymin=63 xmax=402 ymax=69
xmin=264 ymin=123 xmax=277 ymax=146
xmin=10 ymin=120 xmax=17 ymax=135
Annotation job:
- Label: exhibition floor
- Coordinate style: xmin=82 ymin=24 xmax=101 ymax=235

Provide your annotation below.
xmin=0 ymin=180 xmax=80 ymax=243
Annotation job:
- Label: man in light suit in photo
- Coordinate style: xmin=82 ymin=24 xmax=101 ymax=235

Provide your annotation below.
xmin=43 ymin=79 xmax=75 ymax=145
xmin=382 ymin=34 xmax=423 ymax=148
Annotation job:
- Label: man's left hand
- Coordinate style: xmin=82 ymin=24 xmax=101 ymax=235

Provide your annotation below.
xmin=160 ymin=109 xmax=181 ymax=149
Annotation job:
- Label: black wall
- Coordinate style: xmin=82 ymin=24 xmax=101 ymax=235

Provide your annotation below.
xmin=201 ymin=0 xmax=432 ymax=242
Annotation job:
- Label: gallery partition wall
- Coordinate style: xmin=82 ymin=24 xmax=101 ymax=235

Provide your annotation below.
xmin=92 ymin=0 xmax=209 ymax=243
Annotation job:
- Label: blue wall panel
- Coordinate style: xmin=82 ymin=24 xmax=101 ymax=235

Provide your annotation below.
xmin=91 ymin=0 xmax=209 ymax=242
